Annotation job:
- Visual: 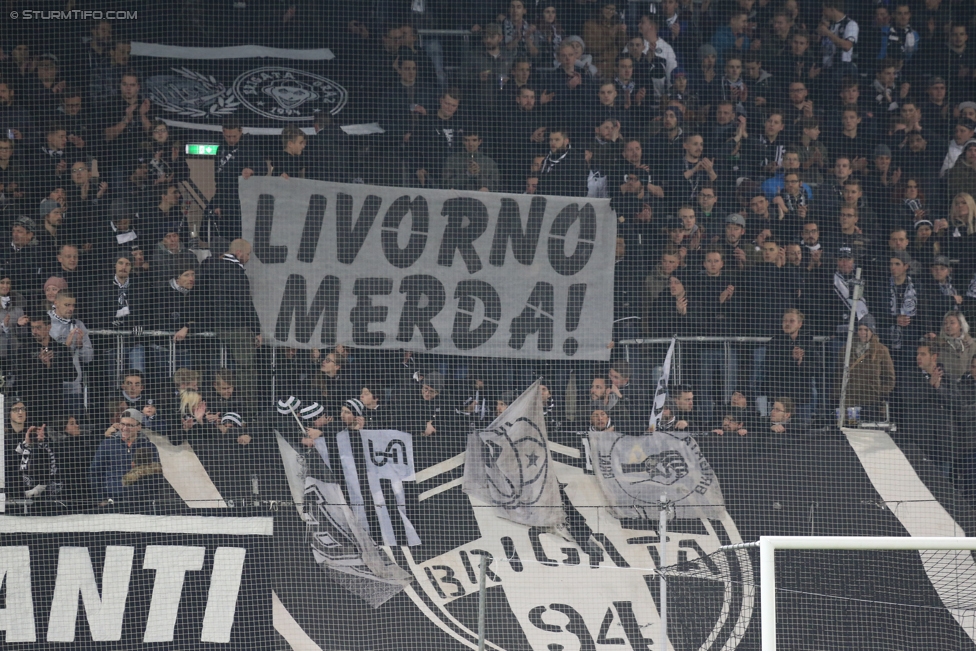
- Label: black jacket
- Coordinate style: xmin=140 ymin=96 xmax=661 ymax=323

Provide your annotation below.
xmin=150 ymin=281 xmax=205 ymax=334
xmin=87 ymin=275 xmax=146 ymax=330
xmin=537 ymin=145 xmax=588 ymax=197
xmin=763 ymin=330 xmax=821 ymax=405
xmin=197 ymin=254 xmax=261 ymax=335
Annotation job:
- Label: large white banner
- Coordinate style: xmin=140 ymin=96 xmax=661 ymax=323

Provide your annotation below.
xmin=240 ymin=177 xmax=615 ymax=360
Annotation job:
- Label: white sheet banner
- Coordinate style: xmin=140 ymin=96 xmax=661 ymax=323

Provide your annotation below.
xmin=240 ymin=177 xmax=616 ymax=360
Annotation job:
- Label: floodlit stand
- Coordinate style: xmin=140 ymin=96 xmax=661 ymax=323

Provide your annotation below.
xmin=721 ymin=536 xmax=976 ymax=651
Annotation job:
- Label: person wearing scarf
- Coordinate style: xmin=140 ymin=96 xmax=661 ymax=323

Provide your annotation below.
xmin=932 ymin=311 xmax=976 ymax=381
xmin=919 ymin=256 xmax=965 ymax=337
xmin=535 ymin=127 xmax=588 ymax=197
xmin=150 ymin=263 xmax=204 ymax=371
xmin=871 ymin=252 xmax=922 ymax=394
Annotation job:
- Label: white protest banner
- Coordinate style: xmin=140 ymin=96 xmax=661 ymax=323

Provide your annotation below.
xmin=240 ymin=177 xmax=615 ymax=360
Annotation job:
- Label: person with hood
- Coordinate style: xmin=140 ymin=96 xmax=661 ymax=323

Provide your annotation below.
xmin=834 ymin=315 xmax=895 ymax=421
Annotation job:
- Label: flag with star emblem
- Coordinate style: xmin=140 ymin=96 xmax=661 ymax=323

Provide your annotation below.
xmin=462 ymin=380 xmax=566 ymax=528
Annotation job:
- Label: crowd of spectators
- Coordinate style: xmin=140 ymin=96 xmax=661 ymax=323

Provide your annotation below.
xmin=4 ymin=1 xmax=976 ymax=511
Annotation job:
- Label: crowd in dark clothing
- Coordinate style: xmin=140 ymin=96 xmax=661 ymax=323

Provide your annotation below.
xmin=5 ymin=1 xmax=976 ymax=512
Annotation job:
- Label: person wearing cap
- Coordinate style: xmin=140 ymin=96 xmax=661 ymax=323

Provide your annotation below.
xmin=340 ymin=398 xmax=367 ymax=431
xmin=832 ymin=314 xmax=894 ymax=421
xmin=802 ymin=245 xmax=870 ymax=339
xmin=151 ymin=224 xmax=197 ymax=286
xmin=940 ymin=119 xmax=976 ymax=177
xmin=720 ymin=213 xmax=759 ymax=270
xmin=89 ymin=407 xmax=158 ymax=506
xmin=1 ymin=216 xmax=45 ymax=301
xmin=948 ymin=141 xmax=976 ymax=200
xmin=918 ymin=257 xmax=965 ymax=336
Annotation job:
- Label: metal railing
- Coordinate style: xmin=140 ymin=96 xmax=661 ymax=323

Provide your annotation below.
xmin=618 ymin=335 xmax=834 ymax=409
xmin=88 ymin=328 xmax=220 ymax=382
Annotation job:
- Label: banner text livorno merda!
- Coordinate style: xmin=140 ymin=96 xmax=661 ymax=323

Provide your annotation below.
xmin=240 ymin=178 xmax=616 ymax=360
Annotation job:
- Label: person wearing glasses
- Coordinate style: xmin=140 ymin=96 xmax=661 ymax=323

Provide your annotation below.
xmin=89 ymin=407 xmax=157 ymax=508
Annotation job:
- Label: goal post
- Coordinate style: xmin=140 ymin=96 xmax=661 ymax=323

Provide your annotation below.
xmin=721 ymin=536 xmax=976 ymax=651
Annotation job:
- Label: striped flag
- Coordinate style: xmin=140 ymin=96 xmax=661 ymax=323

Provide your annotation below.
xmin=649 ymin=337 xmax=676 ymax=430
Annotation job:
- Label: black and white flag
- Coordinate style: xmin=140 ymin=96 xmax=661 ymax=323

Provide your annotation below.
xmin=463 ymin=380 xmax=566 ymax=527
xmin=589 ymin=429 xmax=725 ymax=520
xmin=649 ymin=337 xmax=676 ymax=431
xmin=133 ymin=43 xmax=352 ymax=134
xmin=336 ymin=429 xmax=421 ymax=547
xmin=275 ymin=432 xmax=410 ymax=608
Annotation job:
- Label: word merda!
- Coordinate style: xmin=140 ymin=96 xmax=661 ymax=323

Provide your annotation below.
xmin=255 ymin=191 xmax=606 ymax=357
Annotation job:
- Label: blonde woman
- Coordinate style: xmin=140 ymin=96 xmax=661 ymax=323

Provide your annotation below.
xmin=947 ymin=193 xmax=976 ymax=277
xmin=937 ymin=311 xmax=976 ymax=381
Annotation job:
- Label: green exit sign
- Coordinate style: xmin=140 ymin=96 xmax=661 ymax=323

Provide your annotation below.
xmin=185 ymin=143 xmax=220 ymax=155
